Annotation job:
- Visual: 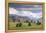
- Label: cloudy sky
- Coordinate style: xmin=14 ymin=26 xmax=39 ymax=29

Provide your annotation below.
xmin=9 ymin=3 xmax=42 ymax=18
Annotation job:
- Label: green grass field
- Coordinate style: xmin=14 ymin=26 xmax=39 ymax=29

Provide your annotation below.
xmin=8 ymin=22 xmax=44 ymax=30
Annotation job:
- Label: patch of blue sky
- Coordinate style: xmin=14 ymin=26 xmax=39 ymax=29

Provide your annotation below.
xmin=9 ymin=3 xmax=42 ymax=8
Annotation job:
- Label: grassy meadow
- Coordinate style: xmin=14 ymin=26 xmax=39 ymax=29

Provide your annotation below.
xmin=8 ymin=22 xmax=44 ymax=30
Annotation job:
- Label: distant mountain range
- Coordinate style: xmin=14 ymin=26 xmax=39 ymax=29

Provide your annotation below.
xmin=9 ymin=14 xmax=42 ymax=21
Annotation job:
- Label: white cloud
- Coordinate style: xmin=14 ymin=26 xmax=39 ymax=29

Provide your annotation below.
xmin=9 ymin=7 xmax=16 ymax=14
xmin=9 ymin=7 xmax=42 ymax=18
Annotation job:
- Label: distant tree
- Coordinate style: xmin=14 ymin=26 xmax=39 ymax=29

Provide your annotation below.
xmin=13 ymin=19 xmax=15 ymax=22
xmin=26 ymin=20 xmax=29 ymax=23
xmin=16 ymin=24 xmax=18 ymax=27
xmin=36 ymin=20 xmax=41 ymax=25
xmin=18 ymin=19 xmax=20 ymax=22
xmin=16 ymin=23 xmax=22 ymax=27
xmin=12 ymin=16 xmax=15 ymax=22
xmin=19 ymin=23 xmax=22 ymax=27
xmin=28 ymin=22 xmax=31 ymax=26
